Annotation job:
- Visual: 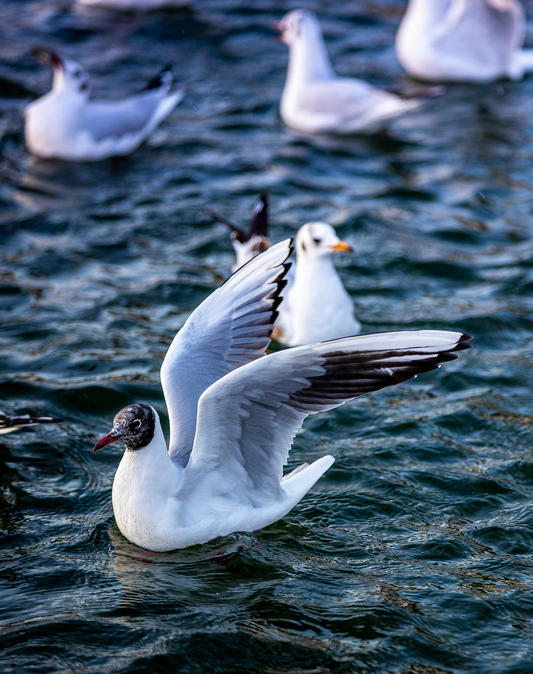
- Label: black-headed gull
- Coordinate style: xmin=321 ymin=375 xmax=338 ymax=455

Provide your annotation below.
xmin=0 ymin=409 xmax=63 ymax=435
xmin=25 ymin=49 xmax=184 ymax=162
xmin=276 ymin=9 xmax=419 ymax=135
xmin=208 ymin=193 xmax=271 ymax=273
xmin=396 ymin=0 xmax=533 ymax=82
xmin=274 ymin=222 xmax=361 ymax=346
xmin=93 ymin=240 xmax=471 ymax=551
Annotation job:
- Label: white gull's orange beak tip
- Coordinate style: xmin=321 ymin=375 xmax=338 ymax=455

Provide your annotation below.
xmin=331 ymin=240 xmax=353 ymax=253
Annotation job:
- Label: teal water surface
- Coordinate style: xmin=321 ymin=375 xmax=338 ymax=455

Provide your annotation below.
xmin=2 ymin=1 xmax=533 ymax=672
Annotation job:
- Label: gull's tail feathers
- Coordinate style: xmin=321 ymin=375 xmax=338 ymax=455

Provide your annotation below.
xmin=282 ymin=455 xmax=335 ymax=503
xmin=512 ymin=49 xmax=533 ymax=78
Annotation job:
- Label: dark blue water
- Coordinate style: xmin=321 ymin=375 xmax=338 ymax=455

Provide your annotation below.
xmin=2 ymin=1 xmax=533 ymax=672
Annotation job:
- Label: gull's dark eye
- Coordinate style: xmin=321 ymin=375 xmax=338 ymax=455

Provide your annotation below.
xmin=313 ymin=238 xmax=321 ymax=245
xmin=131 ymin=419 xmax=141 ymax=430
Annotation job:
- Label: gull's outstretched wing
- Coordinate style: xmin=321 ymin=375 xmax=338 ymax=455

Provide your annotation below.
xmin=162 ymin=240 xmax=292 ymax=467
xmin=178 ymin=331 xmax=472 ymax=515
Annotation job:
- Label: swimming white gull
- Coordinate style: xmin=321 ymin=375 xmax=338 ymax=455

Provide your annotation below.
xmin=93 ymin=240 xmax=472 ymax=551
xmin=209 ymin=196 xmax=358 ymax=345
xmin=25 ymin=48 xmax=183 ymax=162
xmin=274 ymin=222 xmax=361 ymax=346
xmin=276 ymin=9 xmax=419 ymax=135
xmin=396 ymin=0 xmax=533 ymax=82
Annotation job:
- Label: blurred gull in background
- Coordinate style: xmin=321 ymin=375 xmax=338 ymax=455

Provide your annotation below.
xmin=208 ymin=192 xmax=271 ymax=273
xmin=396 ymin=0 xmax=533 ymax=82
xmin=25 ymin=49 xmax=184 ymax=162
xmin=276 ymin=9 xmax=420 ymax=135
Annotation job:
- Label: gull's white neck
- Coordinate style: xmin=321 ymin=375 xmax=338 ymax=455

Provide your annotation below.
xmin=285 ymin=26 xmax=335 ymax=88
xmin=403 ymin=0 xmax=450 ymax=25
xmin=112 ymin=416 xmax=184 ymax=551
xmin=295 ymin=249 xmax=339 ymax=284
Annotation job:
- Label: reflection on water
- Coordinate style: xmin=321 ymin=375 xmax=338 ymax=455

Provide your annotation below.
xmin=2 ymin=0 xmax=533 ymax=672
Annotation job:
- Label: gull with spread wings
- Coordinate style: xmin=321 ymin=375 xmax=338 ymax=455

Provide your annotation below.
xmin=93 ymin=240 xmax=471 ymax=551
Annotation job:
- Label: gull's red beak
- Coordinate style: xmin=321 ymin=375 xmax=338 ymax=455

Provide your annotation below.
xmin=93 ymin=429 xmax=123 ymax=453
xmin=273 ymin=20 xmax=284 ymax=40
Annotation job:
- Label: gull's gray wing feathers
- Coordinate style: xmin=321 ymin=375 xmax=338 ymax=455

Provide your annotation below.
xmin=439 ymin=0 xmax=524 ymax=69
xmin=161 ymin=240 xmax=292 ymax=467
xmin=84 ymin=90 xmax=174 ymax=142
xmin=178 ymin=331 xmax=472 ymax=513
xmin=296 ymin=79 xmax=418 ymax=132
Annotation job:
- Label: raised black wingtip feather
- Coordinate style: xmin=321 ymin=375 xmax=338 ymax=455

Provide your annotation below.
xmin=206 ymin=208 xmax=248 ymax=242
xmin=250 ymin=192 xmax=269 ymax=239
xmin=142 ymin=64 xmax=173 ymax=92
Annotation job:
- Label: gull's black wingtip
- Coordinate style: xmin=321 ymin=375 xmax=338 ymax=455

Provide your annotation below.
xmin=142 ymin=64 xmax=174 ymax=92
xmin=250 ymin=191 xmax=269 ymax=238
xmin=456 ymin=333 xmax=473 ymax=350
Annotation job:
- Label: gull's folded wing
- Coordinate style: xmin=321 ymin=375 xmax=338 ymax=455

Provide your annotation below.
xmin=178 ymin=331 xmax=471 ymax=515
xmin=162 ymin=240 xmax=292 ymax=467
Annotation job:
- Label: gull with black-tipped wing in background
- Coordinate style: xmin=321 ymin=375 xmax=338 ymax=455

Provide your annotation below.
xmin=93 ymin=241 xmax=472 ymax=552
xmin=396 ymin=0 xmax=533 ymax=82
xmin=25 ymin=49 xmax=184 ymax=161
xmin=207 ymin=193 xmax=271 ymax=273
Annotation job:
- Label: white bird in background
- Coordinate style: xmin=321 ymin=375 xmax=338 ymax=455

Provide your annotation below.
xmin=396 ymin=0 xmax=533 ymax=83
xmin=93 ymin=240 xmax=472 ymax=552
xmin=25 ymin=48 xmax=184 ymax=162
xmin=209 ymin=195 xmax=359 ymax=346
xmin=0 ymin=409 xmax=63 ymax=436
xmin=274 ymin=223 xmax=361 ymax=346
xmin=77 ymin=0 xmax=190 ymax=8
xmin=276 ymin=9 xmax=419 ymax=135
xmin=207 ymin=192 xmax=271 ymax=273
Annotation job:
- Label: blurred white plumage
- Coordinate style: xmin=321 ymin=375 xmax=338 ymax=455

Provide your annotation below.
xmin=25 ymin=49 xmax=183 ymax=161
xmin=276 ymin=9 xmax=419 ymax=135
xmin=396 ymin=0 xmax=533 ymax=82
